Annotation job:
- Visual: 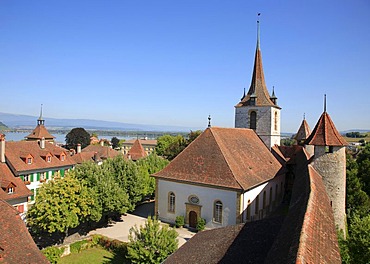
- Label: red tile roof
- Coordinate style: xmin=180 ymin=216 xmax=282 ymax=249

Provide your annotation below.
xmin=0 ymin=163 xmax=31 ymax=201
xmin=0 ymin=199 xmax=49 ymax=263
xmin=71 ymin=151 xmax=96 ymax=164
xmin=82 ymin=145 xmax=121 ymax=159
xmin=128 ymin=139 xmax=147 ymax=160
xmin=25 ymin=124 xmax=55 ymax=141
xmin=294 ymin=119 xmax=311 ymax=142
xmin=153 ymin=127 xmax=282 ymax=191
xmin=235 ymin=43 xmax=278 ymax=108
xmin=5 ymin=141 xmax=75 ymax=174
xmin=166 ymin=147 xmax=341 ymax=263
xmin=305 ymin=112 xmax=347 ymax=146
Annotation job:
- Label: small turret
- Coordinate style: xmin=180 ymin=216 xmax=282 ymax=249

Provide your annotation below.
xmin=270 ymin=86 xmax=277 ymax=105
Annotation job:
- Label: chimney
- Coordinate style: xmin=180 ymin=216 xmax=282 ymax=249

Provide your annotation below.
xmin=0 ymin=134 xmax=5 ymax=163
xmin=40 ymin=137 xmax=45 ymax=149
xmin=94 ymin=152 xmax=98 ymax=162
xmin=100 ymin=140 xmax=104 ymax=146
xmin=77 ymin=144 xmax=81 ymax=153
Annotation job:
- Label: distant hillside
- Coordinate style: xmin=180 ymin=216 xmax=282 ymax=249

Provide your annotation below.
xmin=0 ymin=121 xmax=8 ymax=130
xmin=0 ymin=112 xmax=198 ymax=132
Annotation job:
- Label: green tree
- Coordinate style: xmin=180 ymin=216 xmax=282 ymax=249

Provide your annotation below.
xmin=127 ymin=217 xmax=178 ymax=264
xmin=27 ymin=175 xmax=100 ymax=235
xmin=65 ymin=127 xmax=91 ymax=149
xmin=357 ymin=145 xmax=370 ymax=196
xmin=111 ymin=136 xmax=120 ymax=149
xmin=72 ymin=161 xmax=130 ymax=216
xmin=347 ymin=215 xmax=370 ymax=264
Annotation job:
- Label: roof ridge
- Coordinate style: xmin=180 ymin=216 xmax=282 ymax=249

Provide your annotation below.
xmin=210 ymin=128 xmax=246 ymax=190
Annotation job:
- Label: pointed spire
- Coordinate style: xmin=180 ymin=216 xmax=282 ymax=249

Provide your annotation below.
xmin=294 ymin=116 xmax=311 ymax=144
xmin=303 ymin=113 xmax=306 ymax=120
xmin=324 ymin=94 xmax=327 ymax=112
xmin=270 ymin=86 xmax=277 ymax=105
xmin=235 ymin=16 xmax=278 ymax=108
xmin=37 ymin=104 xmax=45 ymax=126
xmin=208 ymin=115 xmax=211 ymax=128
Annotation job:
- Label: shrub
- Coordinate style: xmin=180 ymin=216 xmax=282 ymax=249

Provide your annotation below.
xmin=196 ymin=218 xmax=206 ymax=231
xmin=42 ymin=246 xmax=64 ymax=264
xmin=70 ymin=240 xmax=89 ymax=253
xmin=92 ymin=234 xmax=128 ymax=255
xmin=175 ymin=215 xmax=185 ymax=228
xmin=127 ymin=216 xmax=178 ymax=264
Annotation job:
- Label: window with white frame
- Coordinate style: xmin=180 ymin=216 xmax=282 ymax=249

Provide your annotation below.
xmin=168 ymin=192 xmax=175 ymax=213
xmin=214 ymin=200 xmax=223 ymax=223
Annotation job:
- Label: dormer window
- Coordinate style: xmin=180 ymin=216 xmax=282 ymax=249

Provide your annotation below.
xmin=47 ymin=156 xmax=51 ymax=162
xmin=27 ymin=158 xmax=32 ymax=164
xmin=61 ymin=154 xmax=65 ymax=161
xmin=8 ymin=187 xmax=13 ymax=194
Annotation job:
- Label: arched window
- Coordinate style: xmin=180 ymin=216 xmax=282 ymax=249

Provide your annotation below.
xmin=250 ymin=111 xmax=257 ymax=130
xmin=255 ymin=195 xmax=259 ymax=214
xmin=214 ymin=200 xmax=223 ymax=223
xmin=274 ymin=112 xmax=278 ymax=131
xmin=168 ymin=192 xmax=175 ymax=213
xmin=246 ymin=199 xmax=251 ymax=221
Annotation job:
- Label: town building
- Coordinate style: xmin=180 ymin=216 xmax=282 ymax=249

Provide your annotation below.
xmin=127 ymin=139 xmax=147 ymax=161
xmin=122 ymin=138 xmax=157 ymax=155
xmin=25 ymin=106 xmax=55 ymax=143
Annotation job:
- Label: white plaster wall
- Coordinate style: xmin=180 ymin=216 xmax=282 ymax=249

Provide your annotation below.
xmin=241 ymin=173 xmax=285 ymax=221
xmin=157 ymin=179 xmax=238 ymax=228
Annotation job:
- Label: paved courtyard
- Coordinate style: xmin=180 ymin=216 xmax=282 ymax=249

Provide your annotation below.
xmin=88 ymin=201 xmax=195 ymax=248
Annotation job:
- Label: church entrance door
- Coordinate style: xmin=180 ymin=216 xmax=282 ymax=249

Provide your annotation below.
xmin=189 ymin=211 xmax=197 ymax=228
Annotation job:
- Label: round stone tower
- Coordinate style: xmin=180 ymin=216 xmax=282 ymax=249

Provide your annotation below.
xmin=305 ymin=105 xmax=347 ymax=233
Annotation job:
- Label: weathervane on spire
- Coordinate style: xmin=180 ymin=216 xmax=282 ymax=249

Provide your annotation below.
xmin=208 ymin=115 xmax=211 ymax=128
xmin=324 ymin=94 xmax=327 ymax=113
xmin=303 ymin=113 xmax=306 ymax=120
xmin=37 ymin=104 xmax=45 ymax=126
xmin=257 ymin=13 xmax=261 ymax=50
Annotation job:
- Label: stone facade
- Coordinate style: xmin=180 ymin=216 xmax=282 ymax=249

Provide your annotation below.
xmin=235 ymin=106 xmax=280 ymax=149
xmin=312 ymin=146 xmax=346 ymax=232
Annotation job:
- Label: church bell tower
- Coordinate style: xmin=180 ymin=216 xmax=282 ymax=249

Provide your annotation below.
xmin=235 ymin=20 xmax=281 ymax=149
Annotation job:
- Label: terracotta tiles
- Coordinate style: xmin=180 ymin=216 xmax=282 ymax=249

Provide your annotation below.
xmin=305 ymin=112 xmax=347 ymax=146
xmin=153 ymin=127 xmax=282 ymax=191
xmin=0 ymin=163 xmax=31 ymax=201
xmin=5 ymin=141 xmax=75 ymax=173
xmin=0 ymin=199 xmax=49 ymax=263
xmin=127 ymin=139 xmax=147 ymax=160
xmin=82 ymin=145 xmax=121 ymax=159
xmin=295 ymin=119 xmax=311 ymax=142
xmin=25 ymin=124 xmax=55 ymax=141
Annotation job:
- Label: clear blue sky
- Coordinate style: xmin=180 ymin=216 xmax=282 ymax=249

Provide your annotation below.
xmin=1 ymin=0 xmax=369 ymax=132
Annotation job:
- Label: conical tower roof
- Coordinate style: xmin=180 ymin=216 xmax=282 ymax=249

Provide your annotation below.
xmin=294 ymin=118 xmax=311 ymax=142
xmin=128 ymin=139 xmax=147 ymax=160
xmin=236 ymin=21 xmax=278 ymax=108
xmin=305 ymin=112 xmax=347 ymax=146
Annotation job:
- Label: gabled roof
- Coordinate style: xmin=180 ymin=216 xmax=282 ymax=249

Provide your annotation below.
xmin=235 ymin=23 xmax=278 ymax=109
xmin=0 ymin=199 xmax=49 ymax=263
xmin=5 ymin=141 xmax=75 ymax=173
xmin=153 ymin=127 xmax=282 ymax=191
xmin=128 ymin=139 xmax=147 ymax=160
xmin=71 ymin=151 xmax=96 ymax=164
xmin=25 ymin=124 xmax=55 ymax=141
xmin=82 ymin=145 xmax=121 ymax=159
xmin=305 ymin=112 xmax=347 ymax=146
xmin=0 ymin=163 xmax=31 ymax=201
xmin=294 ymin=119 xmax=311 ymax=142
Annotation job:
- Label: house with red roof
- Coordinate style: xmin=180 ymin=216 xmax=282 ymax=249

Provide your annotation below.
xmin=127 ymin=139 xmax=147 ymax=161
xmin=122 ymin=138 xmax=157 ymax=155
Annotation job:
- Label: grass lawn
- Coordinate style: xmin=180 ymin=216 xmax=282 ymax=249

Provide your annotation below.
xmin=60 ymin=247 xmax=127 ymax=264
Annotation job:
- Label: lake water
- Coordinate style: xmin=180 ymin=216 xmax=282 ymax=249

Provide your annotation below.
xmin=2 ymin=132 xmax=138 ymax=144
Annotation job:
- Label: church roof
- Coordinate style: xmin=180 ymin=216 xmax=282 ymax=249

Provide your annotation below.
xmin=25 ymin=124 xmax=55 ymax=141
xmin=165 ymin=147 xmax=341 ymax=264
xmin=305 ymin=112 xmax=347 ymax=146
xmin=128 ymin=139 xmax=147 ymax=160
xmin=235 ymin=22 xmax=278 ymax=109
xmin=0 ymin=199 xmax=49 ymax=263
xmin=294 ymin=118 xmax=311 ymax=142
xmin=153 ymin=127 xmax=283 ymax=191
